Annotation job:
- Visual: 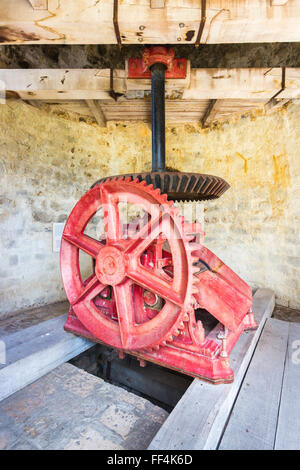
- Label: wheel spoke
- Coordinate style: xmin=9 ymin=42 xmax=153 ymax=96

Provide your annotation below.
xmin=100 ymin=185 xmax=122 ymax=243
xmin=71 ymin=275 xmax=105 ymax=306
xmin=126 ymin=263 xmax=184 ymax=307
xmin=124 ymin=214 xmax=166 ymax=258
xmin=62 ymin=233 xmax=103 ymax=258
xmin=113 ymin=279 xmax=136 ymax=349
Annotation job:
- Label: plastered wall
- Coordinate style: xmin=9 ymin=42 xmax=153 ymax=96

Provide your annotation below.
xmin=0 ymin=99 xmax=299 ymax=315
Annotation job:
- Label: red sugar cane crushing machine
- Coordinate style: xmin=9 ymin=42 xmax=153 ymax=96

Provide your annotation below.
xmin=60 ymin=47 xmax=256 ymax=384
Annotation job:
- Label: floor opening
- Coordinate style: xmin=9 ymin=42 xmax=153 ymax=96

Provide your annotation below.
xmin=69 ymin=344 xmax=193 ymax=412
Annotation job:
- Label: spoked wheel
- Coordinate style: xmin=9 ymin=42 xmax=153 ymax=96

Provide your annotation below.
xmin=60 ymin=177 xmax=199 ymax=351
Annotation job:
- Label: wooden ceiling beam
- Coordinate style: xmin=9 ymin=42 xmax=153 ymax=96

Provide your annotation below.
xmin=150 ymin=0 xmax=165 ymax=8
xmin=182 ymin=68 xmax=284 ymax=101
xmin=23 ymin=98 xmax=268 ymax=126
xmin=27 ymin=0 xmax=48 ymax=9
xmin=271 ymin=0 xmax=288 ymax=5
xmin=0 ymin=0 xmax=298 ymax=45
xmin=201 ymin=99 xmax=219 ymax=127
xmin=264 ymin=98 xmax=291 ymax=113
xmin=85 ymin=100 xmax=107 ymax=127
xmin=0 ymin=69 xmax=126 ymax=100
xmin=2 ymin=68 xmax=300 ymax=101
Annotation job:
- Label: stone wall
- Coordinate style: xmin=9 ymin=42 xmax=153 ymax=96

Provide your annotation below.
xmin=0 ymin=99 xmax=299 ymax=315
xmin=2 ymin=43 xmax=300 ymax=69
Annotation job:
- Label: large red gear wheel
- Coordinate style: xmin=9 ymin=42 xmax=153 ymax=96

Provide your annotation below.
xmin=60 ymin=177 xmax=201 ymax=351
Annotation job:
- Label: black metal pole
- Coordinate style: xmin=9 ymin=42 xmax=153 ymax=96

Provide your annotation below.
xmin=150 ymin=62 xmax=166 ymax=172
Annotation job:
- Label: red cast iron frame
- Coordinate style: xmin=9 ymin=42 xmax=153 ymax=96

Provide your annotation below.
xmin=61 ymin=178 xmax=256 ymax=384
xmin=61 ymin=47 xmax=256 ymax=384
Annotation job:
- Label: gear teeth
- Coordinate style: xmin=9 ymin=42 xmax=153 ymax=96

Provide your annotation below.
xmin=91 ymin=172 xmax=229 ymax=201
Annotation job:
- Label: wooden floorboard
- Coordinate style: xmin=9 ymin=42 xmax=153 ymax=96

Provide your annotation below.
xmin=148 ymin=288 xmax=275 ymax=450
xmin=219 ymin=318 xmax=289 ymax=450
xmin=0 ymin=315 xmax=94 ymax=402
xmin=275 ymin=322 xmax=300 ymax=450
xmin=0 ymin=301 xmax=68 ymax=336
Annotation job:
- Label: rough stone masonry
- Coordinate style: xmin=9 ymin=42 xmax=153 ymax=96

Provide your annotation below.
xmin=0 ymin=98 xmax=299 ymax=315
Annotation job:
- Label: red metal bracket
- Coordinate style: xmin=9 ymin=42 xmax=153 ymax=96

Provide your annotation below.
xmin=128 ymin=46 xmax=187 ymax=79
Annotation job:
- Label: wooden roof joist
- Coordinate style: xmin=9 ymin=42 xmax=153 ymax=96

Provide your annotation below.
xmin=27 ymin=98 xmax=267 ymax=127
xmin=0 ymin=0 xmax=299 ymax=45
xmin=1 ymin=67 xmax=300 ymax=101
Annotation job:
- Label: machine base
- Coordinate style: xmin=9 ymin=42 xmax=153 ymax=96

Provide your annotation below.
xmin=64 ymin=308 xmax=257 ymax=385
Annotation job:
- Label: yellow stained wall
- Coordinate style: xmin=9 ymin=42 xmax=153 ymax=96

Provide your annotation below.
xmin=0 ymin=99 xmax=299 ymax=314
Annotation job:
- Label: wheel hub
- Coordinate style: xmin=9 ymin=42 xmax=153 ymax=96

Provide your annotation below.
xmin=95 ymin=246 xmax=126 ymax=286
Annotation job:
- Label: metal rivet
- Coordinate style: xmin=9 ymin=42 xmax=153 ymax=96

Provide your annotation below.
xmin=179 ymin=23 xmax=185 ymax=28
xmin=139 ymin=25 xmax=145 ymax=31
xmin=138 ymin=37 xmax=143 ymax=42
xmin=177 ymin=37 xmax=182 ymax=41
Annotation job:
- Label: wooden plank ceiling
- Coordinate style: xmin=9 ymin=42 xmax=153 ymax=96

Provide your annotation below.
xmin=28 ymin=98 xmax=270 ymax=128
xmin=1 ymin=66 xmax=296 ymax=127
xmin=1 ymin=1 xmax=298 ymax=125
xmin=0 ymin=0 xmax=296 ymax=45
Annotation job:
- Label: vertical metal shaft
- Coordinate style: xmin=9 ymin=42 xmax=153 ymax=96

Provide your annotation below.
xmin=150 ymin=62 xmax=166 ymax=172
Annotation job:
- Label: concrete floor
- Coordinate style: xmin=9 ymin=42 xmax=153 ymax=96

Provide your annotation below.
xmin=0 ymin=363 xmax=168 ymax=450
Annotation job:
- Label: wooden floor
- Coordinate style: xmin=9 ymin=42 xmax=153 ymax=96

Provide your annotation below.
xmin=150 ymin=313 xmax=300 ymax=450
xmin=1 ymin=289 xmax=300 ymax=450
xmin=218 ymin=319 xmax=300 ymax=450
